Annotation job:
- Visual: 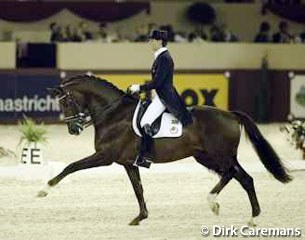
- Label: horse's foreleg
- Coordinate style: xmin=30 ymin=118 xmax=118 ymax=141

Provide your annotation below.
xmin=233 ymin=163 xmax=261 ymax=226
xmin=124 ymin=164 xmax=148 ymax=226
xmin=37 ymin=152 xmax=112 ymax=197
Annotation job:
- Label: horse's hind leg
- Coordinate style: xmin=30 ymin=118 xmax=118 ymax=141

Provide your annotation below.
xmin=37 ymin=152 xmax=112 ymax=197
xmin=233 ymin=162 xmax=261 ymax=226
xmin=207 ymin=168 xmax=235 ymax=215
xmin=124 ymin=164 xmax=148 ymax=226
xmin=195 ymin=152 xmax=235 ymax=216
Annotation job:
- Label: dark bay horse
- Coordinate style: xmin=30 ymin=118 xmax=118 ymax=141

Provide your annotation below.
xmin=37 ymin=74 xmax=292 ymax=226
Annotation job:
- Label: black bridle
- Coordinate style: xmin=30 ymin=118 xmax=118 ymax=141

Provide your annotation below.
xmin=58 ymin=83 xmax=130 ymax=129
xmin=58 ymin=87 xmax=92 ymax=129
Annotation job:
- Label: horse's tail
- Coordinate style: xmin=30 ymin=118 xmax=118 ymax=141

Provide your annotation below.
xmin=232 ymin=111 xmax=292 ymax=183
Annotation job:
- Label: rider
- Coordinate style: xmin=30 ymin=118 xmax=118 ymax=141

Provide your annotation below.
xmin=128 ymin=29 xmax=193 ymax=168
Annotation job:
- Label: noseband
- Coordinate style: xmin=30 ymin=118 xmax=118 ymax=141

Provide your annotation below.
xmin=58 ymin=88 xmax=92 ymax=128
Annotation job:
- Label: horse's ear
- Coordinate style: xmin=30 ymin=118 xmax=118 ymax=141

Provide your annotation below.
xmin=47 ymin=87 xmax=63 ymax=97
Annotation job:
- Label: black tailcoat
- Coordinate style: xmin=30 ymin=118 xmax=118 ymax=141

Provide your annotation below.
xmin=139 ymin=50 xmax=193 ymax=126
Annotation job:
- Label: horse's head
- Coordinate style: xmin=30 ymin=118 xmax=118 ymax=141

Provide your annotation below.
xmin=48 ymin=84 xmax=88 ymax=135
xmin=49 ymin=74 xmax=137 ymax=135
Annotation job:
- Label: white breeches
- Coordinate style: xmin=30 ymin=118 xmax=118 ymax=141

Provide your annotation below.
xmin=140 ymin=93 xmax=166 ymax=127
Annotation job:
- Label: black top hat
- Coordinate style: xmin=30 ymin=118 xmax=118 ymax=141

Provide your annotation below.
xmin=148 ymin=30 xmax=168 ymax=41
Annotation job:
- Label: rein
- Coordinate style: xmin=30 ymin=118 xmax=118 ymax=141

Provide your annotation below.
xmin=58 ymin=91 xmax=91 ymax=126
xmin=58 ymin=78 xmax=137 ymax=131
xmin=60 ymin=90 xmax=131 ymax=129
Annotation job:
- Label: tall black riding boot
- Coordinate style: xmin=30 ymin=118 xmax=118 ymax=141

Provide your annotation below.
xmin=134 ymin=124 xmax=154 ymax=168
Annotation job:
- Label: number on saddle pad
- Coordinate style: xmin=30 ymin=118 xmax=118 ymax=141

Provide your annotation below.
xmin=132 ymin=101 xmax=182 ymax=138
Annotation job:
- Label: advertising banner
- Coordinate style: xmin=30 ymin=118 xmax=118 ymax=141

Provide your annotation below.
xmin=290 ymin=75 xmax=305 ymax=118
xmin=0 ymin=74 xmax=60 ymax=121
xmin=98 ymin=74 xmax=228 ymax=110
xmin=0 ymin=72 xmax=228 ymax=122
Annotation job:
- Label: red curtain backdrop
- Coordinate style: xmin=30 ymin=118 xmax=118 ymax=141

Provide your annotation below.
xmin=0 ymin=2 xmax=150 ymax=22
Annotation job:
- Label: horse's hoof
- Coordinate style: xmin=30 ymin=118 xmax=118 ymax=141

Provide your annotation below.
xmin=211 ymin=202 xmax=220 ymax=216
xmin=37 ymin=190 xmax=48 ymax=198
xmin=247 ymin=217 xmax=257 ymax=227
xmin=128 ymin=213 xmax=148 ymax=226
xmin=207 ymin=193 xmax=219 ymax=216
xmin=129 ymin=219 xmax=140 ymax=226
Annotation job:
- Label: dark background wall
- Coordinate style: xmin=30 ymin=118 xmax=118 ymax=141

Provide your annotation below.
xmin=229 ymin=70 xmax=290 ymax=122
xmin=0 ymin=69 xmax=292 ymax=123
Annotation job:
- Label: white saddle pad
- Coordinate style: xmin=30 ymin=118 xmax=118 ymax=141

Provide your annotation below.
xmin=132 ymin=101 xmax=182 ymax=138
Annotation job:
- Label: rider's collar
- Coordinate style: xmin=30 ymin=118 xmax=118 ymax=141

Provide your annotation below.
xmin=154 ymin=47 xmax=167 ymax=60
